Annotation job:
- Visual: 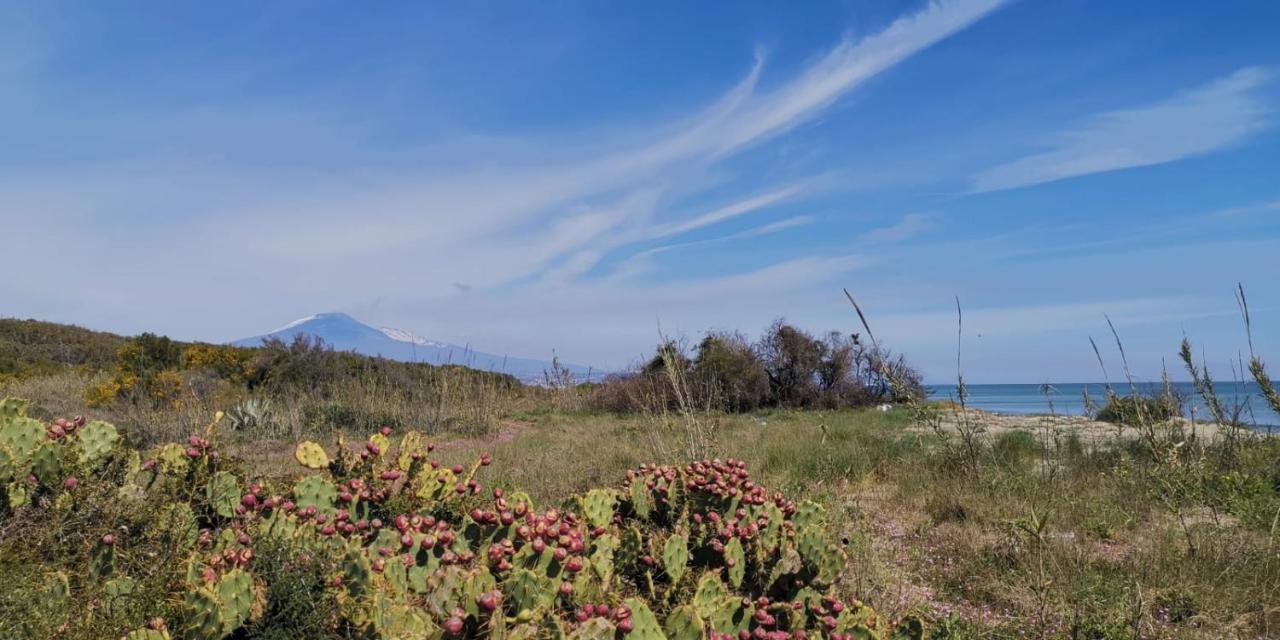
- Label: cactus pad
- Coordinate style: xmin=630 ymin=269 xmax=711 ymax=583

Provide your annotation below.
xmin=157 ymin=443 xmax=189 ymax=474
xmin=792 ymin=500 xmax=825 ymax=531
xmin=30 ymin=443 xmax=61 ymax=484
xmin=368 ymin=432 xmax=390 ymax=457
xmin=0 ymin=446 xmax=13 ymax=483
xmin=590 ymin=533 xmax=618 ymax=585
xmin=216 ymin=569 xmax=254 ymax=634
xmin=505 ymin=568 xmax=552 ymax=615
xmin=621 ymin=598 xmax=665 ymax=640
xmin=0 ymin=416 xmax=44 ymax=463
xmin=293 ymin=475 xmax=338 ymax=512
xmin=183 ymin=587 xmax=225 ymax=640
xmin=206 ymin=471 xmax=241 ymax=518
xmin=75 ymin=420 xmax=120 ymax=465
xmin=0 ymin=397 xmax=30 ymax=419
xmin=662 ymin=533 xmax=688 ymax=585
xmin=341 ymin=549 xmax=373 ymax=598
xmin=581 ymin=489 xmax=616 ymax=529
xmin=616 ymin=525 xmax=644 ymax=574
xmin=723 ymin=537 xmax=745 ymax=588
xmin=293 ymin=441 xmax=330 ymax=469
xmin=692 ymin=573 xmax=728 ymax=618
xmin=396 ymin=430 xmax=424 ymax=470
xmin=6 ymin=481 xmax=28 ymax=509
xmin=664 ymin=604 xmax=705 ymax=640
xmin=628 ymin=479 xmax=652 ymax=518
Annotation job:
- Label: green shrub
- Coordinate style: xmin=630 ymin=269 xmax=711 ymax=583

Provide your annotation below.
xmin=302 ymin=402 xmax=403 ymax=433
xmin=1096 ymin=394 xmax=1179 ymax=425
xmin=593 ymin=319 xmax=925 ymax=414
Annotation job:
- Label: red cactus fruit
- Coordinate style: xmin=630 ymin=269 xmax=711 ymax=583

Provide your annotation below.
xmin=444 ymin=616 xmax=464 ymax=635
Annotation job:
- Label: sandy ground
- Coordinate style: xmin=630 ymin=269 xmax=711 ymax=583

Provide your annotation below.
xmin=909 ymin=407 xmax=1236 ymax=442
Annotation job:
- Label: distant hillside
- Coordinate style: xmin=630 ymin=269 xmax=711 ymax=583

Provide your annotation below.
xmin=0 ymin=316 xmax=522 ymax=393
xmin=232 ymin=312 xmax=596 ymax=383
xmin=0 ymin=318 xmax=127 ymax=379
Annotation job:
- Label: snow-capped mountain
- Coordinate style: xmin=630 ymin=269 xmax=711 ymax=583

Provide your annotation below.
xmin=231 ymin=312 xmax=595 ymax=383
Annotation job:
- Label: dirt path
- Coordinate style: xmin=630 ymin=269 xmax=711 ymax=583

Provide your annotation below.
xmin=432 ymin=419 xmax=534 ymax=451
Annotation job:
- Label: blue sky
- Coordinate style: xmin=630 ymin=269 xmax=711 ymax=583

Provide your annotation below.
xmin=3 ymin=0 xmax=1279 ymax=383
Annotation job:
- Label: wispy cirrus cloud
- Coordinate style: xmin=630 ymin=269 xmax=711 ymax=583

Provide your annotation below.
xmin=972 ymin=67 xmax=1274 ymax=192
xmin=613 ymin=215 xmax=816 ymax=280
xmin=858 ymin=213 xmax=935 ymax=244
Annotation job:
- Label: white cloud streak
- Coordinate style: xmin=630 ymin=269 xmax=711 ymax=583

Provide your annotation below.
xmin=858 ymin=213 xmax=935 ymax=243
xmin=614 ymin=215 xmax=817 ymax=279
xmin=973 ymin=67 xmax=1274 ymax=192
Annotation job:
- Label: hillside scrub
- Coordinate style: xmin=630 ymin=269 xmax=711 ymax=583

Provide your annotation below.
xmin=592 ymin=321 xmax=924 ymax=414
xmin=0 ymin=322 xmax=527 ymax=447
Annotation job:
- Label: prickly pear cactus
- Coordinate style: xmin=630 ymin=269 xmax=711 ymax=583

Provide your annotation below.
xmin=0 ymin=415 xmax=43 ymax=464
xmin=396 ymin=430 xmax=424 ymax=469
xmin=90 ymin=537 xmax=116 ymax=581
xmin=368 ymin=432 xmax=391 ymax=457
xmin=662 ymin=533 xmax=688 ymax=585
xmin=74 ymin=420 xmax=120 ymax=465
xmin=0 ymin=397 xmax=30 ymax=419
xmin=294 ymin=441 xmax=330 ymax=469
xmin=664 ymin=604 xmax=704 ymax=640
xmin=723 ymin=537 xmax=745 ymax=588
xmin=5 ymin=481 xmax=28 ymax=509
xmin=581 ymin=489 xmax=617 ymax=528
xmin=628 ymin=479 xmax=653 ymax=518
xmin=621 ymin=598 xmax=665 ymax=640
xmin=30 ymin=443 xmax=61 ymax=484
xmin=183 ymin=587 xmax=226 ymax=640
xmin=206 ymin=471 xmax=241 ymax=518
xmin=793 ymin=500 xmax=825 ymax=529
xmin=505 ymin=568 xmax=552 ymax=615
xmin=157 ymin=443 xmax=190 ymax=474
xmin=0 ymin=410 xmax=920 ymax=640
xmin=292 ymin=475 xmax=338 ymax=513
xmin=616 ymin=525 xmax=644 ymax=574
xmin=215 ymin=569 xmax=254 ymax=634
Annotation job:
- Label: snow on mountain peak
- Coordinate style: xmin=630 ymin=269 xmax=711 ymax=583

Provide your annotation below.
xmin=268 ymin=314 xmax=319 ymax=334
xmin=380 ymin=326 xmax=447 ymax=348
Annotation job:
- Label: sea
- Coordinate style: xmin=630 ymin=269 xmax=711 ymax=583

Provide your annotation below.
xmin=926 ymin=381 xmax=1280 ymax=429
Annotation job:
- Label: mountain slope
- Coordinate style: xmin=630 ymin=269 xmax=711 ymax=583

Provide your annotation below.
xmin=231 ymin=312 xmax=594 ymax=383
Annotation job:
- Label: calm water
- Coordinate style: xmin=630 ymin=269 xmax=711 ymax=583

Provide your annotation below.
xmin=927 ymin=382 xmax=1280 ymax=427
